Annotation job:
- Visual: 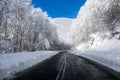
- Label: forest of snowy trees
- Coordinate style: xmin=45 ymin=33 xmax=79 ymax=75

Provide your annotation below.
xmin=0 ymin=0 xmax=71 ymax=53
xmin=70 ymin=0 xmax=120 ymax=48
xmin=2 ymin=0 xmax=120 ymax=53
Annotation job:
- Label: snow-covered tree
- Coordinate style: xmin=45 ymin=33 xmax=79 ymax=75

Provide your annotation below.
xmin=70 ymin=0 xmax=120 ymax=46
xmin=0 ymin=0 xmax=70 ymax=53
xmin=24 ymin=8 xmax=60 ymax=51
xmin=0 ymin=35 xmax=14 ymax=53
xmin=0 ymin=0 xmax=11 ymax=37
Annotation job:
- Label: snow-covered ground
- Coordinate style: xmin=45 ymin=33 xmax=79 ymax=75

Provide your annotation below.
xmin=71 ymin=38 xmax=120 ymax=73
xmin=51 ymin=18 xmax=73 ymax=43
xmin=0 ymin=51 xmax=58 ymax=80
xmin=81 ymin=51 xmax=120 ymax=72
xmin=88 ymin=39 xmax=120 ymax=52
xmin=71 ymin=50 xmax=120 ymax=73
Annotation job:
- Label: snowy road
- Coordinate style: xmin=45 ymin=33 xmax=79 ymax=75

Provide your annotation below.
xmin=11 ymin=51 xmax=120 ymax=80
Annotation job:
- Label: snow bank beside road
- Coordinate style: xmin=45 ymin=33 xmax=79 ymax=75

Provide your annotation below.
xmin=89 ymin=39 xmax=120 ymax=52
xmin=80 ymin=51 xmax=120 ymax=73
xmin=71 ymin=48 xmax=120 ymax=73
xmin=0 ymin=51 xmax=58 ymax=80
xmin=71 ymin=38 xmax=120 ymax=73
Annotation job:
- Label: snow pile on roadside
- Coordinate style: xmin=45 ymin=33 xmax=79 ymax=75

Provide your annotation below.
xmin=76 ymin=32 xmax=120 ymax=52
xmin=0 ymin=51 xmax=58 ymax=80
xmin=88 ymin=39 xmax=120 ymax=52
xmin=70 ymin=37 xmax=120 ymax=72
xmin=70 ymin=49 xmax=120 ymax=73
xmin=80 ymin=51 xmax=120 ymax=73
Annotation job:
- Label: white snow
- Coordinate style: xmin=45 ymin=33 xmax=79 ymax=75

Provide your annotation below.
xmin=84 ymin=39 xmax=120 ymax=72
xmin=72 ymin=50 xmax=120 ymax=73
xmin=75 ymin=33 xmax=120 ymax=52
xmin=51 ymin=18 xmax=73 ymax=27
xmin=88 ymin=39 xmax=120 ymax=52
xmin=0 ymin=51 xmax=58 ymax=80
xmin=51 ymin=18 xmax=73 ymax=43
xmin=71 ymin=38 xmax=120 ymax=72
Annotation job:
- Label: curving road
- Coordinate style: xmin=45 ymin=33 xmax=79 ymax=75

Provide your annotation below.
xmin=11 ymin=51 xmax=120 ymax=80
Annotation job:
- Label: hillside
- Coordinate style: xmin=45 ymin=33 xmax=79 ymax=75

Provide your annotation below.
xmin=51 ymin=18 xmax=74 ymax=43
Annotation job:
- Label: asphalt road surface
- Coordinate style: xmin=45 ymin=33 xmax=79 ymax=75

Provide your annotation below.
xmin=11 ymin=51 xmax=120 ymax=80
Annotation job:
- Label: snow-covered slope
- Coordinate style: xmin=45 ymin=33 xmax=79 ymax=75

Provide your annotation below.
xmin=51 ymin=18 xmax=74 ymax=43
xmin=71 ymin=38 xmax=120 ymax=73
xmin=0 ymin=51 xmax=58 ymax=80
xmin=81 ymin=51 xmax=120 ymax=73
xmin=51 ymin=18 xmax=73 ymax=27
xmin=71 ymin=50 xmax=120 ymax=73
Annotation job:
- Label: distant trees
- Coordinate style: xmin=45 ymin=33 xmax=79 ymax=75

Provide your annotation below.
xmin=70 ymin=0 xmax=120 ymax=46
xmin=0 ymin=0 xmax=71 ymax=53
